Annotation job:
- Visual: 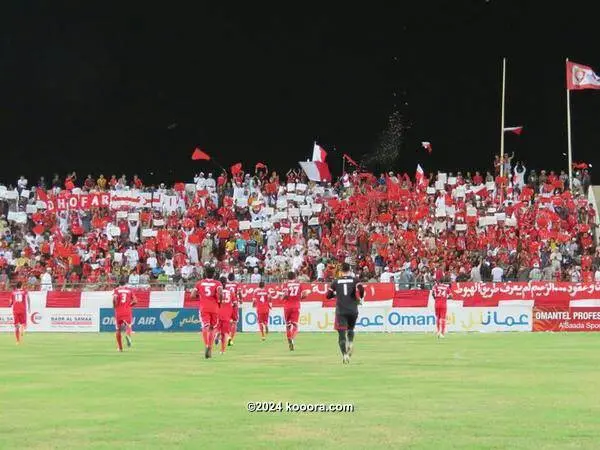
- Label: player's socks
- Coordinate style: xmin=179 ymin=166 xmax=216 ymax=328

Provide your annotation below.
xmin=343 ymin=354 xmax=350 ymax=364
xmin=288 ymin=338 xmax=294 ymax=351
xmin=286 ymin=325 xmax=292 ymax=341
xmin=116 ymin=331 xmax=123 ymax=351
xmin=347 ymin=330 xmax=355 ymax=357
xmin=337 ymin=330 xmax=347 ymax=356
xmin=441 ymin=319 xmax=447 ymax=336
xmin=202 ymin=328 xmax=211 ymax=347
xmin=204 ymin=346 xmax=210 ymax=359
xmin=220 ymin=334 xmax=227 ymax=353
xmin=265 ymin=325 xmax=269 ymax=335
xmin=15 ymin=328 xmax=20 ymax=343
xmin=259 ymin=324 xmax=265 ymax=338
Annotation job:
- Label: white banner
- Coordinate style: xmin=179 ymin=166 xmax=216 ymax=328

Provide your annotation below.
xmin=0 ymin=307 xmax=99 ymax=332
xmin=241 ymin=306 xmax=532 ymax=333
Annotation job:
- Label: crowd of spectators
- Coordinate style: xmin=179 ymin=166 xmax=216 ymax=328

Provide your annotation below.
xmin=0 ymin=158 xmax=597 ymax=292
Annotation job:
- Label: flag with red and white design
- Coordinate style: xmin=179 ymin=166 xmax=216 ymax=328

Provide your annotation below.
xmin=567 ymin=61 xmax=600 ymax=90
xmin=312 ymin=143 xmax=327 ymax=162
xmin=299 ymin=161 xmax=332 ymax=182
xmin=503 ymin=126 xmax=524 ymax=135
xmin=415 ymin=164 xmax=426 ymax=187
xmin=421 ymin=142 xmax=432 ymax=154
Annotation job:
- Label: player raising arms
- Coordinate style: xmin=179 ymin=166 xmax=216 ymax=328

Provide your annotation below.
xmin=217 ymin=276 xmax=234 ymax=355
xmin=113 ymin=279 xmax=137 ymax=352
xmin=225 ymin=273 xmax=241 ymax=346
xmin=193 ymin=266 xmax=223 ymax=359
xmin=432 ymin=277 xmax=452 ymax=338
xmin=282 ymin=271 xmax=307 ymax=351
xmin=252 ymin=281 xmax=272 ymax=341
xmin=326 ymin=263 xmax=364 ymax=364
xmin=9 ymin=282 xmax=30 ymax=345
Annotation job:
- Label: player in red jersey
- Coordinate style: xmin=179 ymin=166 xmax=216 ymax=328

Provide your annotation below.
xmin=252 ymin=281 xmax=272 ymax=341
xmin=192 ymin=266 xmax=223 ymax=359
xmin=432 ymin=278 xmax=452 ymax=338
xmin=113 ymin=279 xmax=138 ymax=352
xmin=9 ymin=282 xmax=30 ymax=344
xmin=225 ymin=273 xmax=241 ymax=346
xmin=217 ymin=276 xmax=234 ymax=355
xmin=282 ymin=272 xmax=308 ymax=351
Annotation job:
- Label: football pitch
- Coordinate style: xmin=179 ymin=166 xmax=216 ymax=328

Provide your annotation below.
xmin=1 ymin=332 xmax=599 ymax=449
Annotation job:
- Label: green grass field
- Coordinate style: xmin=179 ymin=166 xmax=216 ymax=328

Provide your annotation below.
xmin=1 ymin=332 xmax=600 ymax=449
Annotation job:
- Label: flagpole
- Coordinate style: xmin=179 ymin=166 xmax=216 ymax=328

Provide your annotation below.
xmin=500 ymin=57 xmax=506 ymax=178
xmin=342 ymin=155 xmax=346 ymax=175
xmin=566 ymin=58 xmax=573 ymax=190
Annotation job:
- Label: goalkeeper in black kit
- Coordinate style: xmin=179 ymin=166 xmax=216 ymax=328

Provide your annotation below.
xmin=326 ymin=263 xmax=365 ymax=364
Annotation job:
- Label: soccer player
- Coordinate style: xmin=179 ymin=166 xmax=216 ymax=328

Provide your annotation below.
xmin=326 ymin=263 xmax=364 ymax=364
xmin=225 ymin=273 xmax=241 ymax=346
xmin=432 ymin=277 xmax=452 ymax=338
xmin=193 ymin=266 xmax=222 ymax=359
xmin=282 ymin=271 xmax=307 ymax=351
xmin=217 ymin=276 xmax=234 ymax=355
xmin=252 ymin=281 xmax=271 ymax=341
xmin=113 ymin=279 xmax=137 ymax=352
xmin=9 ymin=282 xmax=30 ymax=344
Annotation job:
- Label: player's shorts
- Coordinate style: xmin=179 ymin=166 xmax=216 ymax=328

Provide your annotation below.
xmin=284 ymin=308 xmax=299 ymax=325
xmin=257 ymin=311 xmax=270 ymax=325
xmin=218 ymin=319 xmax=231 ymax=335
xmin=201 ymin=311 xmax=219 ymax=329
xmin=434 ymin=305 xmax=447 ymax=319
xmin=334 ymin=312 xmax=358 ymax=331
xmin=115 ymin=315 xmax=132 ymax=330
xmin=231 ymin=306 xmax=239 ymax=322
xmin=13 ymin=311 xmax=26 ymax=326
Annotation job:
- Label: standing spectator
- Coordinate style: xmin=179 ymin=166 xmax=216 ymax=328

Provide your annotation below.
xmin=40 ymin=267 xmax=53 ymax=291
xmin=491 ymin=264 xmax=504 ymax=282
xmin=250 ymin=267 xmax=262 ymax=284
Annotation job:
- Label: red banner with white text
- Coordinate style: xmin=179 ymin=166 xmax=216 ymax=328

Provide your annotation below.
xmin=451 ymin=282 xmax=600 ymax=306
xmin=533 ymin=307 xmax=600 ymax=332
xmin=46 ymin=193 xmax=111 ymax=212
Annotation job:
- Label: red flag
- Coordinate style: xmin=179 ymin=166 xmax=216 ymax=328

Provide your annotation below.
xmin=503 ymin=126 xmax=524 ymax=135
xmin=36 ymin=188 xmax=49 ymax=202
xmin=255 ymin=162 xmax=268 ymax=171
xmin=191 ymin=148 xmax=210 ymax=161
xmin=343 ymin=153 xmax=359 ymax=168
xmin=566 ymin=61 xmax=600 ymax=90
xmin=573 ymin=162 xmax=592 ymax=169
xmin=231 ymin=163 xmax=243 ymax=175
xmin=421 ymin=142 xmax=432 ymax=153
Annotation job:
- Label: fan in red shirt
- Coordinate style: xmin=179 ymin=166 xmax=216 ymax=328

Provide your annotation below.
xmin=192 ymin=266 xmax=223 ymax=359
xmin=9 ymin=282 xmax=30 ymax=344
xmin=225 ymin=273 xmax=242 ymax=346
xmin=431 ymin=278 xmax=452 ymax=338
xmin=252 ymin=281 xmax=272 ymax=341
xmin=113 ymin=279 xmax=138 ymax=352
xmin=282 ymin=272 xmax=308 ymax=351
xmin=216 ymin=276 xmax=235 ymax=355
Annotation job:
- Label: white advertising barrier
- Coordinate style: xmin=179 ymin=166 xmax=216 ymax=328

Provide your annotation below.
xmin=241 ymin=305 xmax=533 ymax=332
xmin=0 ymin=307 xmax=99 ymax=332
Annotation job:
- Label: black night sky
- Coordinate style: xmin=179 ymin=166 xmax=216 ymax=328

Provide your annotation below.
xmin=1 ymin=1 xmax=599 ymax=185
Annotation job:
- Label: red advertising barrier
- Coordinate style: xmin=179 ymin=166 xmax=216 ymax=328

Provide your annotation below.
xmin=533 ymin=307 xmax=600 ymax=332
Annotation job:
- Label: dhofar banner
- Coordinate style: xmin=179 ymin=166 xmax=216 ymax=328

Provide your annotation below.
xmin=533 ymin=307 xmax=600 ymax=332
xmin=99 ymin=308 xmax=203 ymax=332
xmin=0 ymin=307 xmax=98 ymax=332
xmin=241 ymin=306 xmax=533 ymax=333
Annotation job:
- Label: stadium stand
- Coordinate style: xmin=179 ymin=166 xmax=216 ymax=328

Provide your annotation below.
xmin=0 ymin=161 xmax=597 ymax=292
